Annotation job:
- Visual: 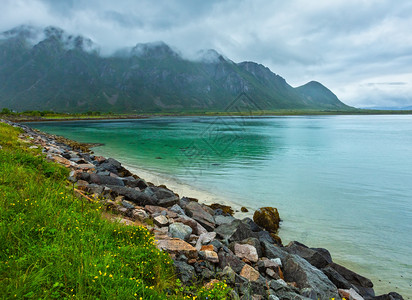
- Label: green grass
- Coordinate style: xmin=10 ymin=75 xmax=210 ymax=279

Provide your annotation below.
xmin=0 ymin=122 xmax=232 ymax=299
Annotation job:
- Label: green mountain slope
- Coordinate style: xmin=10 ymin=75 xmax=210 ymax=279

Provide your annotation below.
xmin=0 ymin=25 xmax=352 ymax=113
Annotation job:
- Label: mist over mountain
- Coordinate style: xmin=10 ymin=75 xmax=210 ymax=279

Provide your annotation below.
xmin=0 ymin=25 xmax=352 ymax=113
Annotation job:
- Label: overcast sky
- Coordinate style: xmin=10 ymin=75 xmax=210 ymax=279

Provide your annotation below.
xmin=2 ymin=0 xmax=412 ymax=108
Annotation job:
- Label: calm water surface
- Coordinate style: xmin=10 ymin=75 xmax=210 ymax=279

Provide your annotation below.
xmin=31 ymin=115 xmax=412 ymax=296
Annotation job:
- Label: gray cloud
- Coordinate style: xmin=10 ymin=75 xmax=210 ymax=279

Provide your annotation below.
xmin=1 ymin=0 xmax=412 ymax=108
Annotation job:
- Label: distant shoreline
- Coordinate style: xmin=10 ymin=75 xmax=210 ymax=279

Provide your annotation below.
xmin=4 ymin=108 xmax=412 ymax=123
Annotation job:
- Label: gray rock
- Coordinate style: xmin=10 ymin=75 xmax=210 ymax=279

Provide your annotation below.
xmin=98 ymin=158 xmax=122 ymax=174
xmin=242 ymin=217 xmax=262 ymax=232
xmin=283 ymin=254 xmax=340 ymax=299
xmin=168 ymin=222 xmax=192 ymax=241
xmin=215 ymin=219 xmax=257 ymax=243
xmin=329 ymin=262 xmax=375 ymax=298
xmin=285 ymin=241 xmax=332 ymax=269
xmin=218 ymin=249 xmax=245 ymax=274
xmin=221 ymin=266 xmax=236 ymax=284
xmin=175 ymin=215 xmax=207 ymax=235
xmin=108 ymin=185 xmax=155 ymax=205
xmin=215 ymin=215 xmax=236 ymax=226
xmin=184 ymin=201 xmax=215 ymax=231
xmin=132 ymin=209 xmax=148 ymax=221
xmin=121 ymin=200 xmax=135 ymax=209
xmin=174 ymin=260 xmax=195 ymax=284
xmin=269 ymin=280 xmax=312 ymax=300
xmin=152 ymin=187 xmax=179 ymax=207
xmin=195 ymin=232 xmax=217 ymax=250
xmin=261 ymin=241 xmax=288 ymax=261
xmin=170 ymin=204 xmax=186 ymax=216
xmin=322 ymin=265 xmax=352 ymax=290
xmin=256 ymin=230 xmax=276 ymax=244
xmin=85 ymin=183 xmax=104 ymax=195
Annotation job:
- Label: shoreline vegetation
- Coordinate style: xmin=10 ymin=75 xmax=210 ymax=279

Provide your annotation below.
xmin=0 ymin=119 xmax=405 ymax=300
xmin=1 ymin=108 xmax=412 ymax=123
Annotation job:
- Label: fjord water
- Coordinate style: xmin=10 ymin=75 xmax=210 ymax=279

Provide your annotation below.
xmin=32 ymin=115 xmax=412 ymax=296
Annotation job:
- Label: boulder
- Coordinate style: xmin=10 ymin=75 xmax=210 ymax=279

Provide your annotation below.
xmin=322 ymin=265 xmax=352 ymax=290
xmin=151 ymin=187 xmax=179 ymax=207
xmin=218 ymin=250 xmax=245 ymax=274
xmin=285 ymin=241 xmax=332 ymax=269
xmin=239 ymin=264 xmax=260 ymax=281
xmin=283 ymin=254 xmax=340 ymax=299
xmin=240 ymin=237 xmax=263 ymax=258
xmin=256 ymin=230 xmax=276 ymax=244
xmin=233 ymin=243 xmax=259 ymax=263
xmin=154 ymin=215 xmax=169 ymax=227
xmin=215 ymin=219 xmax=257 ymax=243
xmin=108 ymin=186 xmax=155 ymax=205
xmin=261 ymin=241 xmax=288 ymax=261
xmin=170 ymin=204 xmax=186 ymax=216
xmin=175 ymin=215 xmax=207 ymax=235
xmin=215 ymin=215 xmax=236 ymax=226
xmin=329 ymin=262 xmax=375 ymax=298
xmin=156 ymin=238 xmax=198 ymax=259
xmin=97 ymin=158 xmax=121 ymax=174
xmin=168 ymin=222 xmax=192 ymax=241
xmin=174 ymin=260 xmax=195 ymax=284
xmin=338 ymin=288 xmax=364 ymax=300
xmin=88 ymin=173 xmax=125 ymax=186
xmin=132 ymin=209 xmax=148 ymax=221
xmin=199 ymin=250 xmax=219 ymax=263
xmin=195 ymin=232 xmax=217 ymax=251
xmin=242 ymin=218 xmax=262 ymax=232
xmin=253 ymin=207 xmax=280 ymax=233
xmin=184 ymin=201 xmax=215 ymax=231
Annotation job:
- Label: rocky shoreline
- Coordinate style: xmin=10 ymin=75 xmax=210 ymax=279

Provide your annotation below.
xmin=1 ymin=119 xmax=404 ymax=300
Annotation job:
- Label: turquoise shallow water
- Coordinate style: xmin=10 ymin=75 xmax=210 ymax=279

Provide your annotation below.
xmin=31 ymin=115 xmax=412 ymax=297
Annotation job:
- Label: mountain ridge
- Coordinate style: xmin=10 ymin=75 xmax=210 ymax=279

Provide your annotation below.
xmin=0 ymin=25 xmax=352 ymax=113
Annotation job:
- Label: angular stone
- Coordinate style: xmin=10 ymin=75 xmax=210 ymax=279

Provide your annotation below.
xmin=215 ymin=219 xmax=257 ymax=243
xmin=152 ymin=187 xmax=179 ymax=207
xmin=170 ymin=204 xmax=186 ymax=216
xmin=322 ymin=265 xmax=352 ymax=290
xmin=214 ymin=215 xmax=236 ymax=226
xmin=184 ymin=201 xmax=215 ymax=231
xmin=132 ymin=209 xmax=148 ymax=221
xmin=266 ymin=268 xmax=280 ymax=279
xmin=261 ymin=241 xmax=288 ymax=261
xmin=283 ymin=254 xmax=340 ymax=299
xmin=201 ymin=250 xmax=219 ymax=263
xmin=234 ymin=243 xmax=259 ymax=263
xmin=89 ymin=173 xmax=125 ymax=186
xmin=121 ymin=200 xmax=135 ymax=209
xmin=145 ymin=205 xmax=167 ymax=215
xmin=253 ymin=207 xmax=280 ymax=233
xmin=218 ymin=250 xmax=245 ymax=274
xmin=108 ymin=186 xmax=155 ymax=205
xmin=156 ymin=238 xmax=198 ymax=259
xmin=221 ymin=266 xmax=236 ymax=284
xmin=338 ymin=288 xmax=364 ymax=300
xmin=239 ymin=264 xmax=260 ymax=281
xmin=175 ymin=215 xmax=207 ymax=235
xmin=174 ymin=260 xmax=195 ymax=284
xmin=168 ymin=222 xmax=192 ymax=241
xmin=195 ymin=232 xmax=217 ymax=251
xmin=329 ymin=262 xmax=375 ymax=298
xmin=241 ymin=237 xmax=263 ymax=258
xmin=285 ymin=241 xmax=332 ymax=269
xmin=154 ymin=215 xmax=169 ymax=227
xmin=242 ymin=217 xmax=262 ymax=232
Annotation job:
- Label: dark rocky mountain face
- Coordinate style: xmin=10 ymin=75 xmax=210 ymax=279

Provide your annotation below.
xmin=0 ymin=26 xmax=352 ymax=113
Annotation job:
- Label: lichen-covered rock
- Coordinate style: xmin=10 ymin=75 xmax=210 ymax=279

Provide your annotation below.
xmin=253 ymin=207 xmax=280 ymax=233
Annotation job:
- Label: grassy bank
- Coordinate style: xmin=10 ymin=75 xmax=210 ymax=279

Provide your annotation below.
xmin=0 ymin=122 xmax=230 ymax=299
